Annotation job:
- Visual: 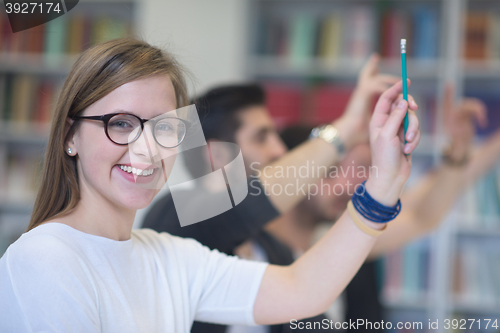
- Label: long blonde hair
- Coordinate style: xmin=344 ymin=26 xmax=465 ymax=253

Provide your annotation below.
xmin=27 ymin=38 xmax=189 ymax=231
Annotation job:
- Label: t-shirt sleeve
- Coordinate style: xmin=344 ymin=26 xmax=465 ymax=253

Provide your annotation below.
xmin=143 ymin=176 xmax=280 ymax=254
xmin=0 ymin=235 xmax=100 ymax=333
xmin=166 ymin=234 xmax=268 ymax=326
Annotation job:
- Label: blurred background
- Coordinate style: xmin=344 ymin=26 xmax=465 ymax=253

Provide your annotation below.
xmin=1 ymin=0 xmax=500 ymax=332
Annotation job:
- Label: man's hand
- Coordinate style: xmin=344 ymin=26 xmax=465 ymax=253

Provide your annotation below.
xmin=357 ymin=53 xmax=400 ymax=97
xmin=443 ymin=83 xmax=487 ymax=161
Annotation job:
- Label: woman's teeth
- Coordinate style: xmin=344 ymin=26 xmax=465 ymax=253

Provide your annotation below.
xmin=118 ymin=165 xmax=154 ymax=176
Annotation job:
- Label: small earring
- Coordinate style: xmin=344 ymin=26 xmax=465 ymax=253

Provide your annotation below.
xmin=68 ymin=148 xmax=72 ymax=154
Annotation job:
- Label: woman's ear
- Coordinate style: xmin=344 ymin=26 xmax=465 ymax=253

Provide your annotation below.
xmin=65 ymin=118 xmax=77 ymax=156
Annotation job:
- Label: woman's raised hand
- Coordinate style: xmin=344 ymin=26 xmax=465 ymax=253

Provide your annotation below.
xmin=365 ymin=80 xmax=420 ymax=206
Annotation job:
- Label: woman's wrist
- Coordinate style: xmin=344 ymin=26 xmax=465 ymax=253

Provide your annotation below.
xmin=364 ymin=178 xmax=402 ymax=207
xmin=348 ymin=178 xmax=403 ymax=235
xmin=347 ymin=201 xmax=386 ymax=235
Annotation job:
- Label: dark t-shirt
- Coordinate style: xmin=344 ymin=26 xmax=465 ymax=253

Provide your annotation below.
xmin=143 ymin=177 xmax=279 ymax=255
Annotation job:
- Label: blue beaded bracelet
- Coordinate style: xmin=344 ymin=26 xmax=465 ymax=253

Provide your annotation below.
xmin=351 ymin=180 xmax=401 ymax=223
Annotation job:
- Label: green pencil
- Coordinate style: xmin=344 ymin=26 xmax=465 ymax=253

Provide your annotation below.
xmin=401 ymin=39 xmax=409 ymax=144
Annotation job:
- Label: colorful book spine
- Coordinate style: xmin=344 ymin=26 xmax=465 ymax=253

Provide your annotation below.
xmin=255 ymin=7 xmax=442 ymax=62
xmin=0 ymin=75 xmax=59 ymax=125
xmin=413 ymin=7 xmax=439 ymax=59
xmin=464 ymin=12 xmax=489 ymax=60
xmin=0 ymin=13 xmax=132 ymax=59
xmin=287 ymin=15 xmax=316 ymax=65
xmin=382 ymin=238 xmax=430 ymax=303
xmin=317 ymin=13 xmax=342 ymax=61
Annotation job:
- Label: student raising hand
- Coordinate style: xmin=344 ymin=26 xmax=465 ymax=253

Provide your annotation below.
xmin=368 ymin=83 xmax=487 ymax=259
xmin=0 ymin=40 xmax=420 ymax=333
xmin=366 ymin=79 xmax=419 ymax=206
xmin=253 ymin=80 xmax=420 ymax=325
xmin=357 ymin=53 xmax=400 ymax=96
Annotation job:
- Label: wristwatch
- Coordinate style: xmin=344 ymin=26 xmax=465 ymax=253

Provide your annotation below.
xmin=309 ymin=124 xmax=345 ymax=156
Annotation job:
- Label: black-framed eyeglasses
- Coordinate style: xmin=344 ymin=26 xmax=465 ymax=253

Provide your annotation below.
xmin=71 ymin=113 xmax=190 ymax=148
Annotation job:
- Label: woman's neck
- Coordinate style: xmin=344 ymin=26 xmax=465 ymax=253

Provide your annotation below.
xmin=53 ymin=193 xmax=136 ymax=241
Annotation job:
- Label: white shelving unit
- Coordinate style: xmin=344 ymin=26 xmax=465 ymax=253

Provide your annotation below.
xmin=247 ymin=57 xmax=443 ymax=79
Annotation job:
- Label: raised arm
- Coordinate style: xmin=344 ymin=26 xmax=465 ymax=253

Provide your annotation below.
xmin=253 ymin=80 xmax=420 ymax=324
xmin=369 ymin=85 xmax=492 ymax=258
xmin=260 ymin=54 xmax=401 ymax=213
xmin=463 ymin=128 xmax=500 ymax=187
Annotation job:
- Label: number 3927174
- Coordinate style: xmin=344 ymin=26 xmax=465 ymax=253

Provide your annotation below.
xmin=5 ymin=2 xmax=62 ymax=14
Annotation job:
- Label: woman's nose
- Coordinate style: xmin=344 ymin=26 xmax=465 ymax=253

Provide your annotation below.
xmin=130 ymin=124 xmax=160 ymax=160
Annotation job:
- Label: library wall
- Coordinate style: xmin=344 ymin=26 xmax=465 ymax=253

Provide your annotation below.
xmin=139 ymin=0 xmax=248 ymax=94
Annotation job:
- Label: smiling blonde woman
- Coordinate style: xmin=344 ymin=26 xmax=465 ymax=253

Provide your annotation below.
xmin=0 ymin=38 xmax=420 ymax=333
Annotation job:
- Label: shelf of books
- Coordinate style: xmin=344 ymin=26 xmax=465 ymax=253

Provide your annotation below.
xmin=442 ymin=0 xmax=500 ymax=330
xmin=246 ymin=0 xmax=500 ymax=332
xmin=248 ymin=0 xmax=441 ymax=79
xmin=447 ymin=170 xmax=500 ymax=331
xmin=247 ymin=0 xmax=443 ymax=157
xmin=0 ymin=1 xmax=138 ymax=255
xmin=463 ymin=1 xmax=500 ymax=78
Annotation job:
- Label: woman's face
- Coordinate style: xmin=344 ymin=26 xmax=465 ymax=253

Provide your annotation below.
xmin=69 ymin=75 xmax=178 ymax=211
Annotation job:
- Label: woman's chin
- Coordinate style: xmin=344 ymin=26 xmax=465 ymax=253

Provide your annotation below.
xmin=119 ymin=191 xmax=156 ymax=210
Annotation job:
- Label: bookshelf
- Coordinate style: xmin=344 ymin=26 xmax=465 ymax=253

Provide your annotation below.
xmin=245 ymin=0 xmax=500 ymax=332
xmin=0 ymin=1 xmax=138 ymax=254
xmin=447 ymin=0 xmax=500 ymax=330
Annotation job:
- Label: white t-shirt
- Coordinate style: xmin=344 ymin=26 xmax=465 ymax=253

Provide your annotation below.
xmin=0 ymin=223 xmax=268 ymax=333
xmin=229 ymin=233 xmax=345 ymax=333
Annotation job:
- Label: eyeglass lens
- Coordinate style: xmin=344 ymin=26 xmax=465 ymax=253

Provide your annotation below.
xmin=106 ymin=114 xmax=186 ymax=147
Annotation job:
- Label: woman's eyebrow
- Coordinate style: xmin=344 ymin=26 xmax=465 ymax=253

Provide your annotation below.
xmin=113 ymin=110 xmax=177 ymax=118
xmin=152 ymin=111 xmax=179 ymax=119
xmin=113 ymin=109 xmax=138 ymax=116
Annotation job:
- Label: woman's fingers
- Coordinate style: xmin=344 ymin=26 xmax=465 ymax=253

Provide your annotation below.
xmin=408 ymin=95 xmax=418 ymax=110
xmin=372 ymin=81 xmax=405 ymax=129
xmin=383 ymin=99 xmax=409 ymax=138
xmin=379 ymin=81 xmax=405 ymax=108
xmin=371 ymin=79 xmax=420 ymax=153
xmin=405 ymin=110 xmax=419 ymax=142
xmin=391 ymin=94 xmax=418 ymax=112
xmin=404 ymin=128 xmax=421 ymax=154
